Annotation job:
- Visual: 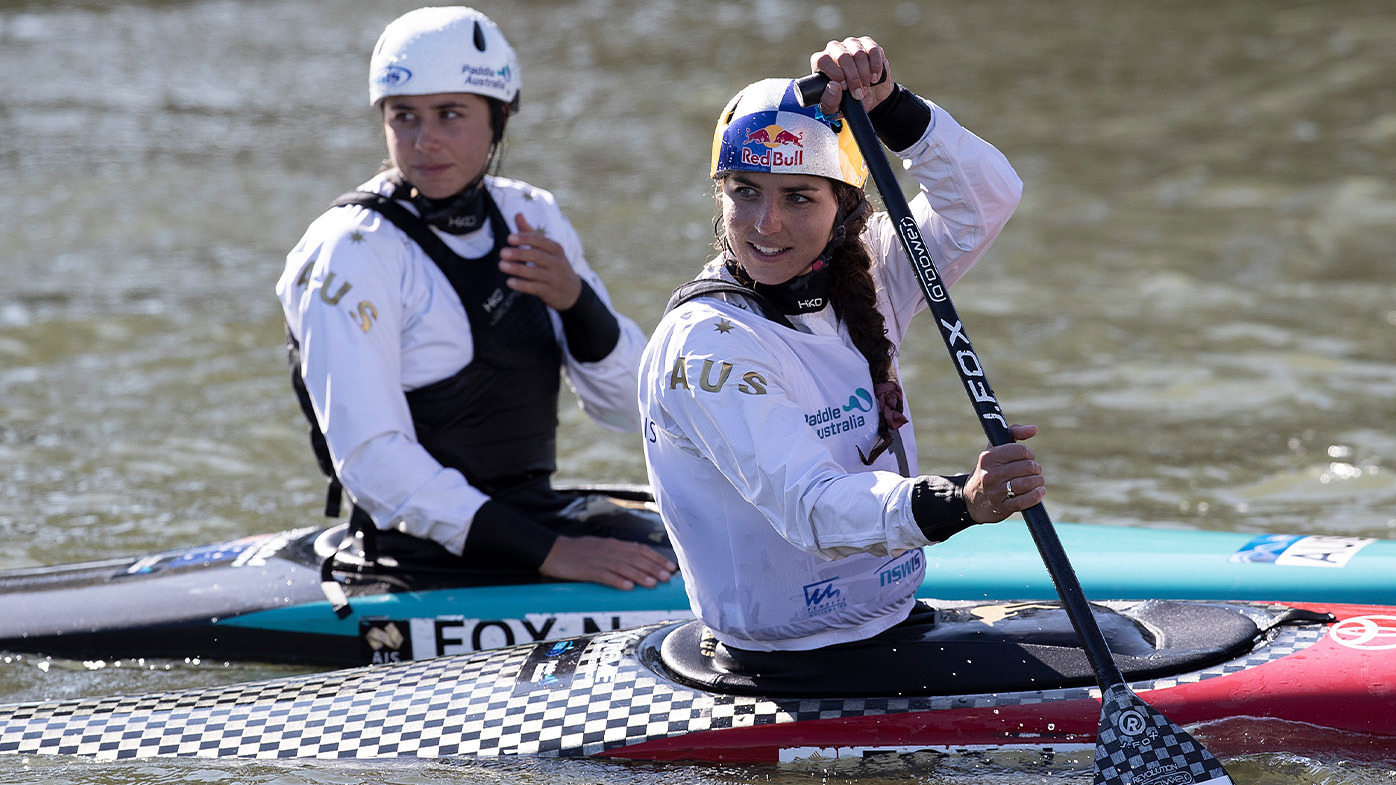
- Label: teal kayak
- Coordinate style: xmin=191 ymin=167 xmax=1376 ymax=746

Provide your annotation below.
xmin=1 ymin=484 xmax=1390 ymax=665
xmin=920 ymin=520 xmax=1389 ymax=603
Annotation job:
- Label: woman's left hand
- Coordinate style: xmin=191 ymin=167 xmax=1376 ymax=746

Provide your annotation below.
xmin=964 ymin=423 xmax=1047 ymax=523
xmin=809 ymin=36 xmax=897 ymax=117
xmin=500 ymin=213 xmax=583 ymax=311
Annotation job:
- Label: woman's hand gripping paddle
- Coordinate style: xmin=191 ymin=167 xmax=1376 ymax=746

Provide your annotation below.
xmin=793 ymin=73 xmax=1233 ymax=785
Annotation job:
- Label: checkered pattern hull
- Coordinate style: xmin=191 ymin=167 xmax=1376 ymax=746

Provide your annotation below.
xmin=0 ymin=607 xmax=1355 ymax=762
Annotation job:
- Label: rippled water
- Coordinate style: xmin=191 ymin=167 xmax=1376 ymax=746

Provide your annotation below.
xmin=2 ymin=0 xmax=1395 ymax=782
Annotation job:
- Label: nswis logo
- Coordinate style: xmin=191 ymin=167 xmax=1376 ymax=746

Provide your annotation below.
xmin=878 ymin=550 xmax=923 ymax=587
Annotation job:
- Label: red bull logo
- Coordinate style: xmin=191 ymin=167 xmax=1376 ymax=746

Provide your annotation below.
xmin=741 ymin=123 xmax=804 ymax=168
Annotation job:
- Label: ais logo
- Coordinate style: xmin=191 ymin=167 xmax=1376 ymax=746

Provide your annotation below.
xmin=360 ymin=620 xmax=412 ymax=664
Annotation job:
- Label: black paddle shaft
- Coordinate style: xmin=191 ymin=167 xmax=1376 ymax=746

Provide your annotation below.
xmin=793 ymin=73 xmax=1126 ymax=690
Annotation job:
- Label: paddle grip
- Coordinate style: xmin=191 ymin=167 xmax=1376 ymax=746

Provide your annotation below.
xmin=794 ymin=73 xmax=830 ymax=107
xmin=795 ymin=72 xmax=1127 ymax=689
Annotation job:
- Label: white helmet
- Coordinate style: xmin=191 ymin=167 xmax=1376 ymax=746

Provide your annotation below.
xmin=712 ymin=78 xmax=867 ymax=188
xmin=369 ymin=6 xmax=522 ymax=109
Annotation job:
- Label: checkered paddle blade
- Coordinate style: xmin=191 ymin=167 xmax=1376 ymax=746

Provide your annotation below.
xmin=1093 ymin=684 xmax=1232 ymax=785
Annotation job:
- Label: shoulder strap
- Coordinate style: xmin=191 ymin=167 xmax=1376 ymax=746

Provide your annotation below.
xmin=331 ymin=191 xmax=459 ymax=264
xmin=665 ymin=279 xmax=796 ymax=330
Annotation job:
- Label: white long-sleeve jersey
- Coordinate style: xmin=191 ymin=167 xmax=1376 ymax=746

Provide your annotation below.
xmin=277 ymin=172 xmax=646 ymax=555
xmin=640 ymin=100 xmax=1023 ymax=651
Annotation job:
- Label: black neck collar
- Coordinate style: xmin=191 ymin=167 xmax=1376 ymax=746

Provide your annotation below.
xmin=725 ymin=257 xmax=831 ymax=315
xmin=390 ymin=173 xmax=488 ymax=235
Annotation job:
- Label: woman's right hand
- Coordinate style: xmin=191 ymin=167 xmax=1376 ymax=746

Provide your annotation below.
xmin=809 ymin=36 xmax=897 ymax=117
xmin=964 ymin=423 xmax=1047 ymax=523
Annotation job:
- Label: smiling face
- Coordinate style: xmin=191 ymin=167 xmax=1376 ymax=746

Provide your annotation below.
xmin=719 ymin=171 xmax=839 ymax=286
xmin=382 ymin=92 xmax=498 ymax=199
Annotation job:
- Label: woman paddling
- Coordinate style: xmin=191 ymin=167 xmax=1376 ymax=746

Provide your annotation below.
xmin=277 ymin=7 xmax=675 ymax=591
xmin=640 ymin=37 xmax=1042 ymax=673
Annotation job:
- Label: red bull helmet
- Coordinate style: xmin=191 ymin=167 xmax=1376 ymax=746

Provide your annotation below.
xmin=711 ymin=78 xmax=867 ymax=188
xmin=369 ymin=6 xmax=521 ymax=110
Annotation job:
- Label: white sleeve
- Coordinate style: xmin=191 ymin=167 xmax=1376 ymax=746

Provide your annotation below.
xmin=647 ymin=308 xmax=930 ymax=559
xmin=864 ymin=97 xmax=1024 ymax=341
xmin=277 ymin=208 xmax=485 ymax=554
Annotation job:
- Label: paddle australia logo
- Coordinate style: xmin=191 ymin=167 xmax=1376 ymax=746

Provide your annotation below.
xmin=806 ymin=387 xmax=873 ymax=440
xmin=463 ymin=63 xmax=511 ymax=94
xmin=803 ymin=577 xmax=846 ymax=617
xmin=1228 ymin=534 xmax=1375 ymax=567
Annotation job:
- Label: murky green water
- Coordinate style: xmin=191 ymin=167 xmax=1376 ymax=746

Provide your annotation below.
xmin=2 ymin=0 xmax=1394 ymax=782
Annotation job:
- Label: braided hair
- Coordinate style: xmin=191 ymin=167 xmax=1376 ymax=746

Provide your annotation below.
xmin=823 ymin=181 xmax=893 ymax=392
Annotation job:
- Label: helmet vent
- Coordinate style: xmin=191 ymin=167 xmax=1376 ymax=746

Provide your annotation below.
xmin=473 ymin=21 xmax=487 ymax=51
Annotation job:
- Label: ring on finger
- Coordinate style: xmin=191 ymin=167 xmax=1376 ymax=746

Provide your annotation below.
xmin=1005 ymin=480 xmax=1016 ymax=499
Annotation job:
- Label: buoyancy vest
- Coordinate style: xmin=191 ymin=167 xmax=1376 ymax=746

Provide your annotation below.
xmin=288 ymin=186 xmax=568 ymax=529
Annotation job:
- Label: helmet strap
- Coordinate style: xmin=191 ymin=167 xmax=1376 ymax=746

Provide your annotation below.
xmin=813 ymin=223 xmax=847 ymax=269
xmin=488 ymin=100 xmax=510 ymax=146
xmin=812 ymin=189 xmax=866 ymax=267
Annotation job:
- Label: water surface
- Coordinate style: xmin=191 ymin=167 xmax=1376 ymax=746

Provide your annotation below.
xmin=2 ymin=1 xmax=1394 ymax=782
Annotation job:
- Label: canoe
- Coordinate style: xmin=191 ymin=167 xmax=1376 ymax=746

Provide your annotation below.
xmin=1 ymin=598 xmax=1393 ymax=763
xmin=2 ymin=483 xmax=1394 ymax=666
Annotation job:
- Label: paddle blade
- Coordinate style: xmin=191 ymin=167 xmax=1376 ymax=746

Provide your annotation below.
xmin=1093 ymin=684 xmax=1232 ymax=785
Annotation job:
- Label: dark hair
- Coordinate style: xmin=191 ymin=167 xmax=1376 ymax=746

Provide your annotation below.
xmin=824 ymin=181 xmax=894 ymax=389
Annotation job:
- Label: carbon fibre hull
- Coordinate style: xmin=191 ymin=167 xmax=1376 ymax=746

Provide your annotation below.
xmin=0 ymin=600 xmax=1392 ymax=763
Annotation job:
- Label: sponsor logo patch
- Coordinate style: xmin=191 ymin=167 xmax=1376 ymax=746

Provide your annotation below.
xmin=374 ymin=64 xmax=412 ymax=89
xmin=1228 ymin=534 xmax=1375 ymax=567
xmin=118 ymin=528 xmax=314 ymax=577
xmin=805 ymin=387 xmax=874 ymax=440
xmin=803 ymin=577 xmax=846 ymax=617
xmin=359 ymin=620 xmax=412 ymax=664
xmin=877 ymin=550 xmax=923 ymax=587
xmin=513 ymin=637 xmax=587 ymax=695
xmin=1329 ymin=615 xmax=1396 ymax=651
xmin=741 ymin=123 xmax=805 ymax=168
